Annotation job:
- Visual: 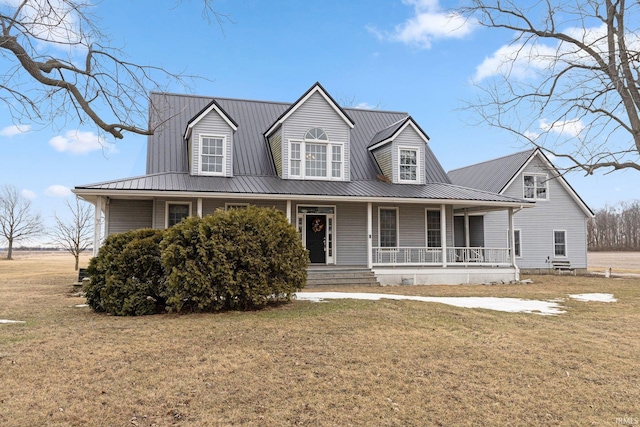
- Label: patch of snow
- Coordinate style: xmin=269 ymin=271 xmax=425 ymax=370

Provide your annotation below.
xmin=295 ymin=292 xmax=566 ymax=315
xmin=74 ymin=304 xmax=89 ymax=308
xmin=569 ymin=293 xmax=617 ymax=303
xmin=0 ymin=319 xmax=26 ymax=324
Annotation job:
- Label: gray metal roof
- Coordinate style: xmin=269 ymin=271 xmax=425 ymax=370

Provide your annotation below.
xmin=448 ymin=149 xmax=536 ymax=193
xmin=368 ymin=117 xmax=409 ymax=148
xmin=76 ymin=172 xmax=531 ymax=205
xmin=145 ymin=90 xmax=451 ymax=183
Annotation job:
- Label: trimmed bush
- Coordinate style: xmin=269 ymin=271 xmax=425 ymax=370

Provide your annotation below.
xmin=85 ymin=228 xmax=166 ymax=316
xmin=161 ymin=206 xmax=308 ymax=312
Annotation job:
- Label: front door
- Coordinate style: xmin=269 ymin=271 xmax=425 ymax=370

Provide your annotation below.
xmin=306 ymin=215 xmax=326 ymax=264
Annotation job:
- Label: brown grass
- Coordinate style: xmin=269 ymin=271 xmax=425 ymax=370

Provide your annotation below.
xmin=1 ymin=252 xmax=640 ymax=426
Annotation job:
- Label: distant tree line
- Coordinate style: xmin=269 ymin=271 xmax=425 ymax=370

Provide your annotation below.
xmin=588 ymin=201 xmax=640 ymax=251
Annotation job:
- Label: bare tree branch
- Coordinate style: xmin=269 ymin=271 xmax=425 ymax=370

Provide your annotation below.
xmin=49 ymin=197 xmax=93 ymax=270
xmin=460 ymin=0 xmax=640 ymax=174
xmin=0 ymin=1 xmax=217 ymax=140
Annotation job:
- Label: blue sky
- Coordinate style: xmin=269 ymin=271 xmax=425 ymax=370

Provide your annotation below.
xmin=1 ymin=0 xmax=637 ymax=242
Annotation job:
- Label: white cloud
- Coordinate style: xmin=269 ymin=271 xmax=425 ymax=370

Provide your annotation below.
xmin=474 ymin=43 xmax=558 ymax=81
xmin=0 ymin=124 xmax=31 ymax=137
xmin=45 ymin=185 xmax=72 ymax=198
xmin=354 ymin=102 xmax=375 ymax=110
xmin=539 ymin=118 xmax=585 ymax=138
xmin=21 ymin=189 xmax=36 ymax=200
xmin=49 ymin=130 xmax=114 ymax=154
xmin=473 ymin=23 xmax=640 ymax=82
xmin=369 ymin=0 xmax=476 ymax=49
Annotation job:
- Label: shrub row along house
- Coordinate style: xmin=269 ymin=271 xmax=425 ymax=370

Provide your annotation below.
xmin=74 ymin=83 xmax=592 ymax=284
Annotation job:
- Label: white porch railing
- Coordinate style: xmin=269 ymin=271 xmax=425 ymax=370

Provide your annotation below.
xmin=372 ymin=247 xmax=512 ymax=267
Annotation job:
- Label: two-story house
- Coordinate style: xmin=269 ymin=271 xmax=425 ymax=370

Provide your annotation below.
xmin=449 ymin=149 xmax=594 ymax=274
xmin=74 ymin=83 xmax=535 ymax=285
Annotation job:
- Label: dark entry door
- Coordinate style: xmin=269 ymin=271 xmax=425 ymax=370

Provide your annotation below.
xmin=306 ymin=215 xmax=326 ymax=264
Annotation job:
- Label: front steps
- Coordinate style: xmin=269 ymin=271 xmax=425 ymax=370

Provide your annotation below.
xmin=306 ymin=267 xmax=380 ymax=287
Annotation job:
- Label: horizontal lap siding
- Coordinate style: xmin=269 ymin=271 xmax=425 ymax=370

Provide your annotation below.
xmin=191 ymin=113 xmax=234 ymax=177
xmin=107 ymin=200 xmax=153 ymax=235
xmin=372 ymin=204 xmax=452 ymax=247
xmin=335 ymin=202 xmax=367 ymax=265
xmin=485 ymin=156 xmax=588 ymax=268
xmin=154 ymin=198 xmax=195 ymax=229
xmin=392 ymin=127 xmax=426 ymax=184
xmin=284 ymin=92 xmax=351 ymax=180
xmin=199 ymin=199 xmax=288 ymax=217
xmin=372 ymin=146 xmax=392 ymax=178
xmin=269 ymin=130 xmax=283 ymax=177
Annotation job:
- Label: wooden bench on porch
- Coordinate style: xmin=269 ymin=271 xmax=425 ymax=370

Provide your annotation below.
xmin=551 ymin=260 xmax=575 ymax=275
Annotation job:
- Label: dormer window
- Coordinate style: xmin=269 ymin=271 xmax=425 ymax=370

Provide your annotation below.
xmin=398 ymin=147 xmax=420 ymax=183
xmin=199 ymin=135 xmax=226 ymax=176
xmin=289 ymin=128 xmax=343 ymax=180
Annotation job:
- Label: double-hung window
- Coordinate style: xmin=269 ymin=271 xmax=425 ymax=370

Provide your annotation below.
xmin=289 ymin=128 xmax=343 ymax=180
xmin=426 ymin=210 xmax=441 ymax=247
xmin=379 ymin=208 xmax=398 ymax=248
xmin=554 ymin=230 xmax=566 ymax=257
xmin=398 ymin=147 xmax=419 ymax=183
xmin=200 ymin=135 xmax=225 ymax=175
xmin=523 ymin=174 xmax=548 ymax=200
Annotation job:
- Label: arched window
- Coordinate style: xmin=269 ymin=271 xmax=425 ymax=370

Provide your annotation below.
xmin=304 ymin=128 xmax=328 ymax=140
xmin=290 ymin=127 xmax=342 ymax=180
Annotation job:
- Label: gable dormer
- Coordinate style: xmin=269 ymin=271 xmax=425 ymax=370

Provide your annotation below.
xmin=184 ymin=99 xmax=238 ymax=177
xmin=264 ymin=83 xmax=355 ymax=181
xmin=368 ymin=116 xmax=429 ymax=185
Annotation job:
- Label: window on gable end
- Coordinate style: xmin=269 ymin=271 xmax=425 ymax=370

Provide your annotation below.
xmin=523 ymin=174 xmax=548 ymax=200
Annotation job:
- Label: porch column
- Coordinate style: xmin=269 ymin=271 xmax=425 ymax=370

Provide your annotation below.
xmin=286 ymin=200 xmax=292 ymax=223
xmin=508 ymin=207 xmax=516 ymax=267
xmin=367 ymin=202 xmax=372 ymax=269
xmin=197 ymin=198 xmax=203 ymax=217
xmin=440 ymin=204 xmax=447 ymax=267
xmin=464 ymin=209 xmax=470 ymax=247
xmin=93 ymin=196 xmax=103 ymax=256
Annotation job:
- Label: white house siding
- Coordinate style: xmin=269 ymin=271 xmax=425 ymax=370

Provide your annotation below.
xmin=107 ymin=199 xmax=153 ymax=235
xmin=268 ymin=129 xmax=283 ymax=177
xmin=372 ymin=145 xmax=392 ymax=178
xmin=283 ymin=91 xmax=351 ymax=180
xmin=391 ymin=126 xmax=426 ymax=185
xmin=484 ymin=156 xmax=589 ymax=269
xmin=190 ymin=112 xmax=234 ymax=177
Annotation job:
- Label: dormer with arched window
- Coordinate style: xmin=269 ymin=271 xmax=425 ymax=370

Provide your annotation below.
xmin=264 ymin=82 xmax=354 ymax=182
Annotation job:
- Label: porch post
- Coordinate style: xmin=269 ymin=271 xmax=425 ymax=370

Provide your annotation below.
xmin=197 ymin=198 xmax=203 ymax=217
xmin=464 ymin=209 xmax=470 ymax=247
xmin=367 ymin=202 xmax=372 ymax=269
xmin=286 ymin=200 xmax=292 ymax=223
xmin=440 ymin=204 xmax=447 ymax=267
xmin=508 ymin=207 xmax=516 ymax=266
xmin=93 ymin=196 xmax=103 ymax=257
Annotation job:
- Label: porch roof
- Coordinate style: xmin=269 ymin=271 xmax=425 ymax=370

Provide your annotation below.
xmin=75 ymin=172 xmax=534 ymax=209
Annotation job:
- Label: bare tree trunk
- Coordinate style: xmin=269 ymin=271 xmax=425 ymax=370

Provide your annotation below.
xmin=75 ymin=255 xmax=79 ymax=271
xmin=7 ymin=239 xmax=13 ymax=260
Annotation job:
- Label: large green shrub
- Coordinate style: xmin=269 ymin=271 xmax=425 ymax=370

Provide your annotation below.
xmin=161 ymin=206 xmax=308 ymax=312
xmin=85 ymin=228 xmax=166 ymax=316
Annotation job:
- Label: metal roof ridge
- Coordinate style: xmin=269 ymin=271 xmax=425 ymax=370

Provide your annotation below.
xmin=448 ymin=148 xmax=536 ymax=173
